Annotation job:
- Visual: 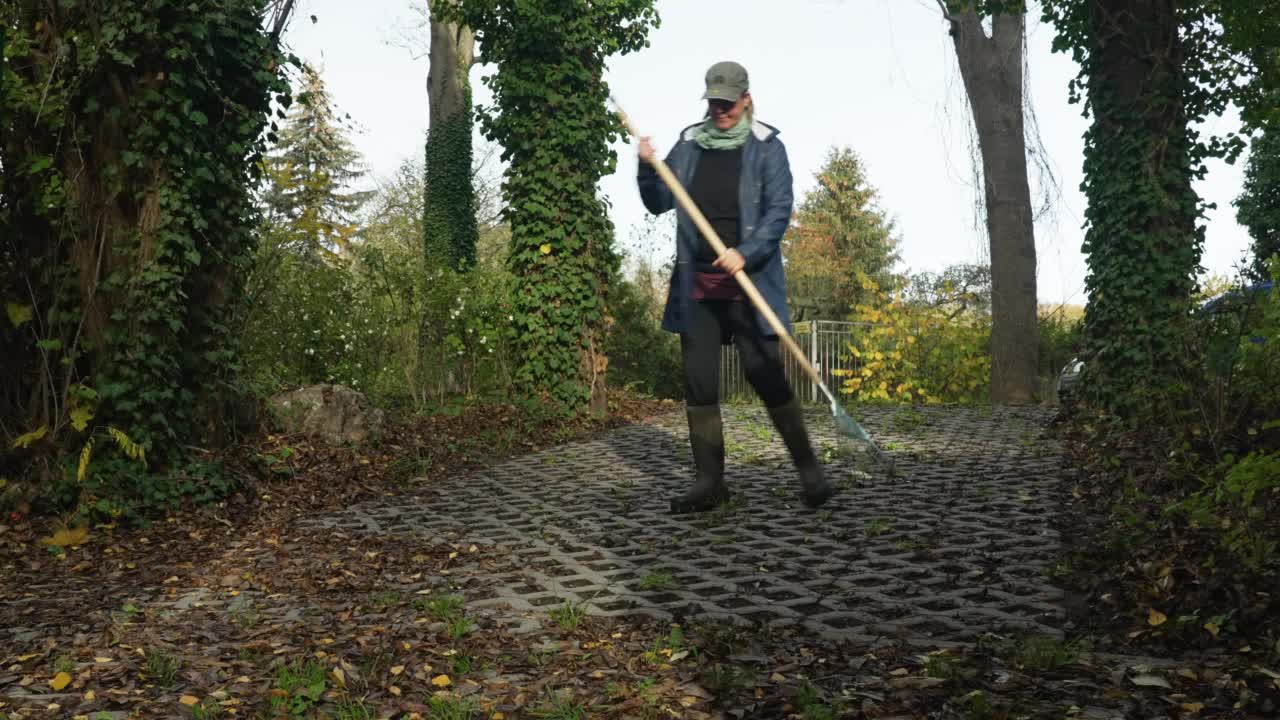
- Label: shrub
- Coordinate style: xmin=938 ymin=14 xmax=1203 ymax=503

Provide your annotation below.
xmin=837 ymin=270 xmax=990 ymax=404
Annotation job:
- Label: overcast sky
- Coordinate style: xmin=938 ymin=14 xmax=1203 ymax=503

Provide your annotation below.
xmin=282 ymin=0 xmax=1255 ymax=305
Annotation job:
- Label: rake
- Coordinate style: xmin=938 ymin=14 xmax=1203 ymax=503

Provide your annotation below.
xmin=612 ymin=97 xmax=894 ymax=476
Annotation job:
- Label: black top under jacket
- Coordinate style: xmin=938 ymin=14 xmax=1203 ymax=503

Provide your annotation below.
xmin=688 ymin=146 xmax=743 ymax=271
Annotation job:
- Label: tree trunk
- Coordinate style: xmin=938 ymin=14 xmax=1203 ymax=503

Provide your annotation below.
xmin=426 ymin=3 xmax=474 ymax=127
xmin=424 ymin=1 xmax=478 ymax=270
xmin=944 ymin=6 xmax=1040 ymax=405
xmin=1078 ymin=0 xmax=1197 ymax=416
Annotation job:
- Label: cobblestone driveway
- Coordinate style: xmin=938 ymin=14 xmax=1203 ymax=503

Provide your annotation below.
xmin=303 ymin=405 xmax=1066 ymax=645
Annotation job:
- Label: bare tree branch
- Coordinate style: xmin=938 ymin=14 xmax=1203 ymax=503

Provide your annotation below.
xmin=268 ymin=0 xmax=297 ymax=44
xmin=934 ymin=0 xmax=958 ymax=24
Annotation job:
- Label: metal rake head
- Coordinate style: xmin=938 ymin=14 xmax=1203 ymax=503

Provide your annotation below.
xmin=831 ymin=403 xmax=896 ymax=477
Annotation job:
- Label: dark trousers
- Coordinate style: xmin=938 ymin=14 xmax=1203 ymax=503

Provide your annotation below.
xmin=681 ymin=300 xmax=794 ymax=408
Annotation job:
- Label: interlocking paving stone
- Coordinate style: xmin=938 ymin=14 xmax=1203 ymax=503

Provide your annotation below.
xmin=300 ymin=405 xmax=1066 ymax=643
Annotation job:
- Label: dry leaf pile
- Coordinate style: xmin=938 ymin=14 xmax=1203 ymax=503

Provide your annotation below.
xmin=0 ymin=395 xmax=1277 ymax=718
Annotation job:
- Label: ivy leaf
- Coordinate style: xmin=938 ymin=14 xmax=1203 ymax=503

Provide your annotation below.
xmin=70 ymin=407 xmax=94 ymax=432
xmin=6 ymin=302 xmax=33 ymax=327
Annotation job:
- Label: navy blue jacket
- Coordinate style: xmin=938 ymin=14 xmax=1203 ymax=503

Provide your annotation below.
xmin=637 ymin=119 xmax=795 ymax=337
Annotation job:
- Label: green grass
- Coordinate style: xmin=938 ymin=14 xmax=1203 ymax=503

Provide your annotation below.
xmin=696 ymin=495 xmax=744 ymax=529
xmin=50 ymin=654 xmax=75 ymax=674
xmin=418 ymin=594 xmax=465 ymax=620
xmin=333 ymin=698 xmax=373 ymax=720
xmin=446 ymin=615 xmax=474 ymax=640
xmin=526 ymin=649 xmax=554 ymax=667
xmin=639 ymin=571 xmax=676 ymax=591
xmin=894 ymin=537 xmax=930 ymax=552
xmin=369 ymin=590 xmax=403 ymax=609
xmin=643 ymin=625 xmax=688 ymax=664
xmin=794 ymin=680 xmax=840 ymax=720
xmin=699 ymin=664 xmax=756 ymax=692
xmin=269 ymin=659 xmax=327 ymax=716
xmin=550 ymin=598 xmax=588 ymax=631
xmin=190 ymin=701 xmax=225 ymax=720
xmin=986 ymin=634 xmax=1086 ymax=672
xmin=142 ymin=648 xmax=181 ymax=686
xmin=228 ymin=600 xmax=260 ymax=628
xmin=745 ymin=422 xmax=773 ymax=441
xmin=449 ymin=653 xmax=475 ymax=676
xmin=923 ymin=651 xmax=965 ymax=680
xmin=425 ymin=694 xmax=480 ymax=720
xmin=865 ymin=518 xmax=892 ymax=537
xmin=530 ymin=690 xmax=590 ymax=720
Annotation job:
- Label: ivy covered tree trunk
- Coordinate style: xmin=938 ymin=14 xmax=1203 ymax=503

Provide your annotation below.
xmin=1236 ymin=122 xmax=1280 ymax=281
xmin=942 ymin=3 xmax=1039 ymax=405
xmin=1076 ymin=0 xmax=1199 ymax=417
xmin=424 ymin=0 xmax=478 ymax=270
xmin=438 ymin=0 xmax=658 ymax=416
xmin=1 ymin=1 xmax=291 ymax=494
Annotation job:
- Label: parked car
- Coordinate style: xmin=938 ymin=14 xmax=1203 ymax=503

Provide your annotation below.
xmin=1055 ymin=282 xmax=1274 ymax=411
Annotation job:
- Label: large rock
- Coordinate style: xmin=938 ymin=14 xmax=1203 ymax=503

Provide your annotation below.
xmin=269 ymin=384 xmax=385 ymax=444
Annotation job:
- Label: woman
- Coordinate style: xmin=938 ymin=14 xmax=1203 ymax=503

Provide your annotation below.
xmin=636 ymin=60 xmax=835 ymax=513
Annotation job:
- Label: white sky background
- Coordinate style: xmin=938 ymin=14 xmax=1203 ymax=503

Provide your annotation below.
xmin=281 ymin=0 xmax=1255 ymax=305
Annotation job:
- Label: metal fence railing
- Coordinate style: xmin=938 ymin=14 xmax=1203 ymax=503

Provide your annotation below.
xmin=721 ymin=320 xmax=869 ymax=404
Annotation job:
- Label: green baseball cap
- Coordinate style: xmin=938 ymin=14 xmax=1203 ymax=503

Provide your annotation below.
xmin=702 ymin=61 xmax=749 ymax=102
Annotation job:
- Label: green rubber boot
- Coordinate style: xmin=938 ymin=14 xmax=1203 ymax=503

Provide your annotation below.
xmin=671 ymin=404 xmax=730 ymax=514
xmin=766 ymin=398 xmax=837 ymax=508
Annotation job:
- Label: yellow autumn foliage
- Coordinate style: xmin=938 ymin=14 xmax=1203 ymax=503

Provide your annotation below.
xmin=834 ymin=275 xmax=991 ymax=405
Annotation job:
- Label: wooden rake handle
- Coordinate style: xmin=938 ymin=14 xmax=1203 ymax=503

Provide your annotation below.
xmin=613 ymin=100 xmax=827 ymax=393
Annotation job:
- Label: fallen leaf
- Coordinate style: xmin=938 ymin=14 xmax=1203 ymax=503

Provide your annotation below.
xmin=49 ymin=672 xmax=71 ymax=691
xmin=1181 ymin=702 xmax=1205 ymax=713
xmin=330 ymin=667 xmax=346 ymax=688
xmin=1204 ymin=622 xmax=1221 ymax=637
xmin=39 ymin=526 xmax=88 ymax=547
xmin=390 ymin=665 xmax=404 ymax=676
xmin=432 ymin=675 xmax=452 ymax=687
xmin=389 ymin=685 xmax=401 ymax=696
xmin=83 ymin=691 xmax=95 ymax=701
xmin=1148 ymin=608 xmax=1168 ymax=627
xmin=179 ymin=696 xmax=200 ymax=706
xmin=890 ymin=677 xmax=948 ymax=690
xmin=1130 ymin=674 xmax=1172 ymax=689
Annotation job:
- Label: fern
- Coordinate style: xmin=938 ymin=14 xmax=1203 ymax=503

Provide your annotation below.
xmin=107 ymin=427 xmax=146 ymax=465
xmin=77 ymin=439 xmax=94 ymax=483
